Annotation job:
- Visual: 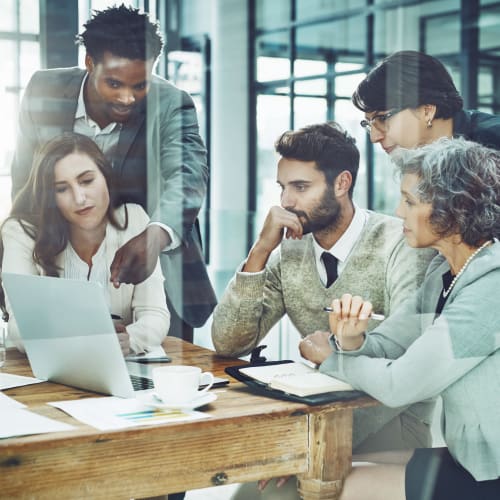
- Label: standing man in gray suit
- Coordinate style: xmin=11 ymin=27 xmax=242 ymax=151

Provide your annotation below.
xmin=11 ymin=5 xmax=216 ymax=344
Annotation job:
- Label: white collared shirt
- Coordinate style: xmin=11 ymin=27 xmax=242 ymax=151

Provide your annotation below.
xmin=73 ymin=75 xmax=122 ymax=160
xmin=63 ymin=240 xmax=110 ymax=307
xmin=313 ymin=204 xmax=368 ymax=286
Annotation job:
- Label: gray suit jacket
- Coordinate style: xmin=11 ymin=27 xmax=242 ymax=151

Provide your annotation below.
xmin=11 ymin=67 xmax=217 ymax=327
xmin=320 ymin=241 xmax=500 ymax=481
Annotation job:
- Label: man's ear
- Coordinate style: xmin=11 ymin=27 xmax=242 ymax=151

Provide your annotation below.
xmin=334 ymin=170 xmax=352 ymax=197
xmin=85 ymin=54 xmax=95 ymax=73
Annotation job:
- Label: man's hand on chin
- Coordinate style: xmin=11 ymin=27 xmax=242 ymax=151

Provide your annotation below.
xmin=243 ymin=206 xmax=303 ymax=273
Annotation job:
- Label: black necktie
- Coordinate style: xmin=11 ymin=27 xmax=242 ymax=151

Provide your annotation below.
xmin=321 ymin=252 xmax=338 ymax=288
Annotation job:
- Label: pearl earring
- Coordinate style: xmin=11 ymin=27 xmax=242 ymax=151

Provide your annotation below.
xmin=427 ymin=118 xmax=433 ymax=129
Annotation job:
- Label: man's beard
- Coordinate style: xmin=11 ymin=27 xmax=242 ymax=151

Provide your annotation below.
xmin=288 ymin=186 xmax=342 ymax=235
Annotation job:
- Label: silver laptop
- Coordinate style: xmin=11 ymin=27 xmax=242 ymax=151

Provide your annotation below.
xmin=2 ymin=273 xmax=227 ymax=398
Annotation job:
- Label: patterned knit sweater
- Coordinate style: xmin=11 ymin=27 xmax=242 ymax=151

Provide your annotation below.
xmin=213 ymin=212 xmax=434 ymax=357
xmin=212 ymin=212 xmax=436 ymax=450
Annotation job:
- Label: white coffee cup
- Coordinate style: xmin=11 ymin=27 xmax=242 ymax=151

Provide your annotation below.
xmin=152 ymin=365 xmax=214 ymax=404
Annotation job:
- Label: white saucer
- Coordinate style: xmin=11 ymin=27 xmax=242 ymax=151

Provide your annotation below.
xmin=140 ymin=391 xmax=217 ymax=411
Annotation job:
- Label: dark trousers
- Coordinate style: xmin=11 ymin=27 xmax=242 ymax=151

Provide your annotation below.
xmin=406 ymin=448 xmax=500 ymax=500
xmin=165 ymin=299 xmax=191 ymax=500
xmin=166 ymin=296 xmax=194 ymax=343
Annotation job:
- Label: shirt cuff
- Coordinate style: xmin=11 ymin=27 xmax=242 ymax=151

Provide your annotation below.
xmin=329 ymin=333 xmax=367 ymax=353
xmin=148 ymin=222 xmax=181 ymax=251
xmin=237 ymin=260 xmax=266 ymax=276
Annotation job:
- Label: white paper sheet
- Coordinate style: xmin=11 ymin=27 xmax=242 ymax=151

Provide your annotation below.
xmin=0 ymin=372 xmax=44 ymax=390
xmin=0 ymin=408 xmax=75 ymax=439
xmin=0 ymin=391 xmax=26 ymax=409
xmin=48 ymin=394 xmax=212 ymax=431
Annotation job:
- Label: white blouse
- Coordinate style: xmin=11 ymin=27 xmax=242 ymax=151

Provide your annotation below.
xmin=2 ymin=204 xmax=170 ymax=354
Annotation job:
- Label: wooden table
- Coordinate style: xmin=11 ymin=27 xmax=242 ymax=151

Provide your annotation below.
xmin=0 ymin=338 xmax=377 ymax=499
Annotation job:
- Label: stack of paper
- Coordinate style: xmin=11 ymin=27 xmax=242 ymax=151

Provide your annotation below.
xmin=0 ymin=392 xmax=75 ymax=439
xmin=49 ymin=395 xmax=213 ymax=431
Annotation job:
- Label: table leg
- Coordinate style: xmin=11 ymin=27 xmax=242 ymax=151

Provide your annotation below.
xmin=297 ymin=408 xmax=353 ymax=500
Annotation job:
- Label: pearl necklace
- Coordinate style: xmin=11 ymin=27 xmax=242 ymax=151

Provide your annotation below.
xmin=442 ymin=240 xmax=492 ymax=298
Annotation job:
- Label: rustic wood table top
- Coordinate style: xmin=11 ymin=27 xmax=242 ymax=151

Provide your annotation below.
xmin=0 ymin=337 xmax=377 ymax=499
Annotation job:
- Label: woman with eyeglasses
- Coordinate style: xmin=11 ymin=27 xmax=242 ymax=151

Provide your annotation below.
xmin=1 ymin=133 xmax=170 ymax=356
xmin=300 ymin=137 xmax=500 ymax=500
xmin=352 ymin=50 xmax=500 ymax=154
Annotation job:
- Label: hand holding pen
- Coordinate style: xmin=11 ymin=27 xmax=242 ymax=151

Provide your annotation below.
xmin=324 ymin=294 xmax=381 ymax=351
xmin=323 ymin=308 xmax=385 ymax=321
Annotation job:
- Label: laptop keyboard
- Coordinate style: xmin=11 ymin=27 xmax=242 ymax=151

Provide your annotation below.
xmin=130 ymin=374 xmax=154 ymax=391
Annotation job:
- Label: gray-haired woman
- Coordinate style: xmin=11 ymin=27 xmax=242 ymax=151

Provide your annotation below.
xmin=300 ymin=137 xmax=500 ymax=500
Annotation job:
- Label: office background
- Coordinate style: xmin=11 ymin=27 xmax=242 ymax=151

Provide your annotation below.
xmin=1 ymin=0 xmax=499 ymax=357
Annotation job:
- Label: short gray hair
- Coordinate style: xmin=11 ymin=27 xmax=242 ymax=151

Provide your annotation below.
xmin=392 ymin=137 xmax=500 ymax=246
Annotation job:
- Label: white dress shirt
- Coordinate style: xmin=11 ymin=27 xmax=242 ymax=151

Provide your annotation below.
xmin=62 ymin=241 xmax=110 ymax=305
xmin=313 ymin=204 xmax=368 ymax=286
xmin=74 ymin=79 xmax=122 ymax=158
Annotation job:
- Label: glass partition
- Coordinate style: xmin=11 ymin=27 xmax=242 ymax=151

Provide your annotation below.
xmin=296 ymin=0 xmax=367 ymax=21
xmin=255 ymin=94 xmax=290 ymax=235
xmin=0 ymin=3 xmax=40 ymax=222
xmin=255 ymin=0 xmax=291 ymax=30
xmin=256 ymin=33 xmax=291 ymax=82
xmin=296 ymin=15 xmax=367 ymax=59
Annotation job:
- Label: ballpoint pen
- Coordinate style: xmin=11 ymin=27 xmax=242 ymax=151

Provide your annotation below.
xmin=322 ymin=307 xmax=385 ymax=321
xmin=132 ymin=356 xmax=172 ymax=364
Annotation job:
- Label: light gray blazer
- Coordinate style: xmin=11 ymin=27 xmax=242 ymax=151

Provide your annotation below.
xmin=320 ymin=241 xmax=500 ymax=481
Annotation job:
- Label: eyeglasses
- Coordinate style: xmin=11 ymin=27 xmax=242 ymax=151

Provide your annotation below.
xmin=360 ymin=108 xmax=404 ymax=134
